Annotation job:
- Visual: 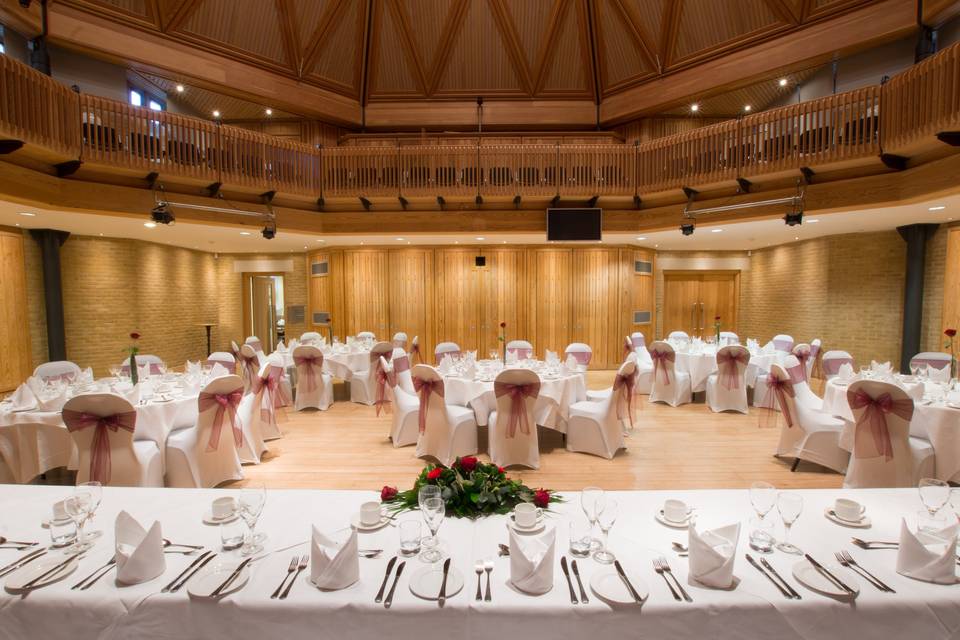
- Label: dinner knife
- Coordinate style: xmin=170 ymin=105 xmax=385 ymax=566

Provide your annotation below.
xmin=170 ymin=552 xmax=217 ymax=593
xmin=21 ymin=551 xmax=83 ymax=590
xmin=375 ymin=556 xmax=397 ymax=603
xmin=571 ymin=559 xmax=589 ymax=603
xmin=384 ymin=561 xmax=405 ymax=609
xmin=746 ymin=554 xmax=791 ymax=599
xmin=759 ymin=557 xmax=801 ymax=599
xmin=209 ymin=557 xmax=252 ymax=598
xmin=613 ymin=560 xmax=643 ymax=604
xmin=162 ymin=550 xmax=212 ymax=593
xmin=560 ymin=556 xmax=578 ymax=604
xmin=437 ymin=558 xmax=451 ymax=607
xmin=0 ymin=548 xmax=46 ymax=577
xmin=804 ymin=554 xmax=854 ymax=594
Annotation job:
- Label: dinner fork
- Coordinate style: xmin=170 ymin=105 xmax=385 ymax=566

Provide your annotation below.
xmin=653 ymin=558 xmax=681 ymax=601
xmin=657 ymin=557 xmax=692 ymax=602
xmin=271 ymin=556 xmax=299 ymax=599
xmin=474 ymin=562 xmax=484 ymax=600
xmin=835 ymin=551 xmax=894 ymax=593
xmin=483 ymin=559 xmax=493 ymax=602
xmin=279 ymin=555 xmax=309 ymax=600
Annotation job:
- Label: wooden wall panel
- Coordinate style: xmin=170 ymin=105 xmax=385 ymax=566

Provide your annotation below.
xmin=620 ymin=248 xmax=655 ymax=348
xmin=0 ymin=228 xmax=32 ymax=392
xmin=942 ymin=227 xmax=960 ymax=343
xmin=531 ymin=248 xmax=572 ymax=357
xmin=388 ymin=249 xmax=434 ymax=357
xmin=341 ymin=249 xmax=389 ymax=338
xmin=478 ymin=248 xmax=528 ymax=356
xmin=435 ymin=250 xmax=481 ymax=359
xmin=571 ymin=248 xmax=620 ymax=368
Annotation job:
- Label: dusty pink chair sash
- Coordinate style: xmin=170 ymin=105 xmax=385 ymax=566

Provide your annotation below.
xmin=41 ymin=372 xmax=77 ymax=383
xmin=763 ymin=375 xmax=796 ymax=428
xmin=206 ymin=358 xmax=235 ymax=373
xmin=613 ymin=373 xmax=635 ymax=428
xmin=822 ymin=357 xmax=853 ymax=376
xmin=255 ymin=367 xmax=289 ymax=429
xmin=622 ymin=337 xmax=633 ymax=358
xmin=413 ymin=378 xmax=444 ymax=434
xmin=717 ymin=350 xmax=749 ymax=390
xmin=247 ymin=339 xmax=263 ymax=352
xmin=793 ymin=347 xmax=811 ymax=381
xmin=410 ymin=342 xmax=421 ymax=364
xmin=566 ymin=350 xmax=591 ymax=365
xmin=198 ymin=389 xmax=243 ymax=452
xmin=62 ymin=409 xmax=137 ymax=485
xmin=847 ymin=388 xmax=913 ymax=461
xmin=120 ymin=362 xmax=163 ymax=375
xmin=507 ymin=347 xmax=533 ymax=360
xmin=786 ymin=363 xmax=807 ymax=385
xmin=650 ymin=350 xmax=674 ymax=385
xmin=239 ymin=354 xmax=260 ymax=387
xmin=294 ymin=354 xmax=323 ymax=393
xmin=393 ymin=355 xmax=411 ymax=374
xmin=494 ymin=381 xmax=540 ymax=438
xmin=374 ymin=362 xmax=391 ymax=417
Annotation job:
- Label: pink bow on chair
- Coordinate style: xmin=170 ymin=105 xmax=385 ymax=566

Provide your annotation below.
xmin=650 ymin=350 xmax=674 ymax=385
xmin=413 ymin=378 xmax=444 ymax=434
xmin=847 ymin=389 xmax=913 ymax=461
xmin=760 ymin=374 xmax=796 ymax=429
xmin=199 ymin=389 xmax=243 ymax=452
xmin=793 ymin=347 xmax=811 ymax=382
xmin=717 ymin=350 xmax=749 ymax=390
xmin=374 ymin=363 xmax=392 ymax=417
xmin=410 ymin=342 xmax=421 ymax=364
xmin=255 ymin=367 xmax=289 ymax=429
xmin=494 ymin=381 xmax=540 ymax=438
xmin=62 ymin=409 xmax=137 ymax=485
xmin=294 ymin=354 xmax=323 ymax=392
xmin=238 ymin=354 xmax=259 ymax=387
xmin=622 ymin=337 xmax=633 ymax=358
xmin=393 ymin=355 xmax=411 ymax=374
xmin=613 ymin=372 xmax=636 ymax=429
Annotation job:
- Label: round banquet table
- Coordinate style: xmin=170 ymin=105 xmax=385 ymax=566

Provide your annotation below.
xmin=823 ymin=376 xmax=960 ymax=482
xmin=672 ymin=347 xmax=787 ymax=392
xmin=443 ymin=368 xmax=587 ymax=432
xmin=320 ymin=347 xmax=372 ymax=380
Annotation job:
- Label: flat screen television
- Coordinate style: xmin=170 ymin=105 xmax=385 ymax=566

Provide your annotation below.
xmin=546 ymin=208 xmax=602 ymax=241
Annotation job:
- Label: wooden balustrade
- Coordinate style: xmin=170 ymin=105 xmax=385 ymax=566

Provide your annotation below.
xmin=0 ymin=55 xmax=79 ymax=158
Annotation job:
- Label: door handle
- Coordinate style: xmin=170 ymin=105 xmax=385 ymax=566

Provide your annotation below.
xmin=700 ymin=302 xmax=705 ymax=332
xmin=691 ymin=303 xmax=696 ymax=335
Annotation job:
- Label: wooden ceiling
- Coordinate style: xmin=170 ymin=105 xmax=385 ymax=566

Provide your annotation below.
xmin=52 ymin=0 xmax=892 ymax=105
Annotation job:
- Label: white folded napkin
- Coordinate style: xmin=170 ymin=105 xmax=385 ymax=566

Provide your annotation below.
xmin=437 ymin=355 xmax=453 ymax=375
xmin=871 ymin=360 xmax=892 ymax=374
xmin=310 ymin=526 xmax=359 ymax=590
xmin=35 ymin=386 xmax=69 ymax=412
xmin=114 ymin=510 xmax=165 ymax=585
xmin=837 ymin=362 xmax=854 ymax=380
xmin=25 ymin=376 xmax=45 ymax=396
xmin=747 ymin=338 xmax=759 ymax=352
xmin=509 ymin=526 xmax=555 ymax=594
xmin=209 ymin=363 xmax=230 ymax=378
xmin=545 ymin=350 xmax=559 ymax=365
xmin=927 ymin=366 xmax=952 ymax=383
xmin=504 ymin=350 xmax=517 ymax=365
xmin=115 ymin=382 xmax=141 ymax=406
xmin=466 ymin=350 xmax=477 ymax=363
xmin=80 ymin=367 xmax=95 ymax=384
xmin=185 ymin=360 xmax=201 ymax=375
xmin=464 ymin=363 xmax=477 ymax=381
xmin=289 ymin=339 xmax=300 ymax=349
xmin=896 ymin=519 xmax=958 ymax=584
xmin=565 ymin=354 xmax=579 ymax=371
xmin=137 ymin=364 xmax=151 ymax=380
xmin=688 ymin=522 xmax=740 ymax=588
xmin=8 ymin=383 xmax=37 ymax=412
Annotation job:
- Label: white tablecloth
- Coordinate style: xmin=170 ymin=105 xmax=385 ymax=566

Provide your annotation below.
xmin=823 ymin=378 xmax=960 ymax=481
xmin=322 ymin=349 xmax=372 ymax=380
xmin=674 ymin=349 xmax=786 ymax=392
xmin=1 ymin=484 xmax=959 ymax=640
xmin=444 ymin=372 xmax=587 ymax=431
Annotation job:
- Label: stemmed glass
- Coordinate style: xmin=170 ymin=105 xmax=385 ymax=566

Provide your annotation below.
xmin=78 ymin=481 xmax=103 ymax=538
xmin=749 ymin=481 xmax=777 ymax=551
xmin=420 ymin=497 xmax=446 ymax=563
xmin=64 ymin=490 xmax=94 ymax=552
xmin=593 ymin=499 xmax=618 ymax=564
xmin=109 ymin=365 xmax=121 ymax=381
xmin=919 ymin=477 xmax=950 ymax=516
xmin=775 ymin=492 xmax=803 ymax=554
xmin=417 ymin=485 xmax=441 ymax=557
xmin=238 ymin=484 xmax=267 ymax=556
xmin=581 ymin=487 xmax=605 ymax=549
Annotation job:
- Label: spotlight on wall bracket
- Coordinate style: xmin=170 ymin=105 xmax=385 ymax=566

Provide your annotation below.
xmin=150 ymin=202 xmax=175 ymax=225
xmin=680 ymin=221 xmax=695 ymax=236
xmin=261 ymin=220 xmax=277 ymax=239
xmin=784 ymin=210 xmax=803 ymax=226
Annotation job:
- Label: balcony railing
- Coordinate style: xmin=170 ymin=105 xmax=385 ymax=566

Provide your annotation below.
xmin=1 ymin=42 xmax=958 ymax=201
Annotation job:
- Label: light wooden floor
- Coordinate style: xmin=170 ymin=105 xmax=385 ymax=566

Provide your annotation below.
xmin=232 ymin=372 xmax=844 ymax=492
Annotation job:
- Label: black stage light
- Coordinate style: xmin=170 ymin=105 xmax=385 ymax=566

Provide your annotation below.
xmin=680 ymin=221 xmax=695 ymax=236
xmin=262 ymin=221 xmax=276 ymax=239
xmin=150 ymin=203 xmax=175 ymax=225
xmin=784 ymin=210 xmax=803 ymax=226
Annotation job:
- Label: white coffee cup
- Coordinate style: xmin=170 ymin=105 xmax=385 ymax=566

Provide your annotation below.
xmin=663 ymin=499 xmax=690 ymax=523
xmin=834 ymin=498 xmax=866 ymax=522
xmin=211 ymin=496 xmax=236 ymax=520
xmin=360 ymin=501 xmax=382 ymax=526
xmin=514 ymin=502 xmax=542 ymax=528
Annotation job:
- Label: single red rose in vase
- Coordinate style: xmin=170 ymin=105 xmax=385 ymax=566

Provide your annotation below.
xmin=714 ymin=316 xmax=721 ymax=321
xmin=457 ymin=456 xmax=478 ymax=473
xmin=533 ymin=489 xmax=551 ymax=508
xmin=499 ymin=321 xmax=506 ymax=328
xmin=497 ymin=466 xmax=505 ymax=474
xmin=380 ymin=486 xmax=398 ymax=501
xmin=945 ymin=328 xmax=957 ymax=338
xmin=427 ymin=467 xmax=443 ymax=481
xmin=130 ymin=332 xmax=141 ymax=340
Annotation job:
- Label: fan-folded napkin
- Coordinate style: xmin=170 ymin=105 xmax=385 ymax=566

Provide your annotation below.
xmin=115 ymin=510 xmax=165 ymax=584
xmin=871 ymin=360 xmax=892 ymax=374
xmin=837 ymin=362 xmax=855 ymax=380
xmin=185 ymin=361 xmax=201 ymax=375
xmin=276 ymin=341 xmax=287 ymax=352
xmin=35 ymin=385 xmax=69 ymax=412
xmin=310 ymin=526 xmax=359 ymax=590
xmin=8 ymin=384 xmax=37 ymax=412
xmin=565 ymin=354 xmax=579 ymax=371
xmin=896 ymin=519 xmax=958 ymax=584
xmin=545 ymin=350 xmax=559 ymax=365
xmin=688 ymin=522 xmax=740 ymax=588
xmin=437 ymin=355 xmax=453 ymax=375
xmin=509 ymin=526 xmax=555 ymax=594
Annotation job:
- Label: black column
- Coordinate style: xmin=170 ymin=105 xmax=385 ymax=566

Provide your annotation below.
xmin=897 ymin=223 xmax=939 ymax=373
xmin=29 ymin=229 xmax=70 ymax=362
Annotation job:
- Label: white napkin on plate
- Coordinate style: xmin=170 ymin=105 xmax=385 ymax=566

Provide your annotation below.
xmin=896 ymin=519 xmax=958 ymax=584
xmin=115 ymin=382 xmax=141 ymax=406
xmin=509 ymin=526 xmax=555 ymax=594
xmin=871 ymin=360 xmax=892 ymax=374
xmin=927 ymin=366 xmax=951 ymax=383
xmin=565 ymin=354 xmax=579 ymax=371
xmin=545 ymin=350 xmax=559 ymax=365
xmin=276 ymin=341 xmax=287 ymax=353
xmin=80 ymin=367 xmax=95 ymax=384
xmin=688 ymin=522 xmax=740 ymax=588
xmin=837 ymin=362 xmax=854 ymax=380
xmin=137 ymin=364 xmax=151 ymax=380
xmin=310 ymin=526 xmax=359 ymax=590
xmin=8 ymin=384 xmax=37 ymax=412
xmin=185 ymin=361 xmax=201 ymax=375
xmin=437 ymin=355 xmax=453 ymax=375
xmin=464 ymin=363 xmax=477 ymax=381
xmin=114 ymin=510 xmax=165 ymax=584
xmin=35 ymin=385 xmax=69 ymax=412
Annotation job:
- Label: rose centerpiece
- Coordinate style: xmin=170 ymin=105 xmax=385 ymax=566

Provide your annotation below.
xmin=945 ymin=328 xmax=957 ymax=379
xmin=126 ymin=332 xmax=141 ymax=384
xmin=380 ymin=457 xmax=560 ymax=518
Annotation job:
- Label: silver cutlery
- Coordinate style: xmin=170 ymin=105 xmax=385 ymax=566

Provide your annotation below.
xmin=279 ymin=555 xmax=309 ymax=600
xmin=71 ymin=558 xmax=116 ymax=590
xmin=759 ymin=556 xmax=801 ymax=599
xmin=653 ymin=558 xmax=681 ymax=600
xmin=560 ymin=556 xmax=578 ymax=604
xmin=375 ymin=556 xmax=397 ymax=603
xmin=835 ymin=551 xmax=894 ymax=593
xmin=359 ymin=549 xmax=383 ymax=559
xmin=498 ymin=543 xmax=510 ymax=557
xmin=656 ymin=557 xmax=692 ymax=602
xmin=210 ymin=557 xmax=253 ymax=598
xmin=746 ymin=554 xmax=792 ymax=599
xmin=671 ymin=541 xmax=689 ymax=556
xmin=21 ymin=552 xmax=84 ymax=590
xmin=437 ymin=557 xmax=451 ymax=607
xmin=170 ymin=552 xmax=216 ymax=593
xmin=613 ymin=560 xmax=642 ymax=604
xmin=572 ymin=559 xmax=590 ymax=603
xmin=851 ymin=537 xmax=898 ymax=549
xmin=384 ymin=561 xmax=405 ymax=608
xmin=474 ymin=562 xmax=484 ymax=600
xmin=0 ymin=549 xmax=46 ymax=578
xmin=0 ymin=536 xmax=39 ymax=547
xmin=161 ymin=551 xmax=212 ymax=593
xmin=271 ymin=556 xmax=299 ymax=599
xmin=484 ymin=559 xmax=493 ymax=601
xmin=804 ymin=554 xmax=854 ymax=594
xmin=163 ymin=539 xmax=205 ymax=550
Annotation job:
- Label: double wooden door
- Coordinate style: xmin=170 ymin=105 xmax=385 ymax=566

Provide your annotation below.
xmin=663 ymin=271 xmax=739 ymax=338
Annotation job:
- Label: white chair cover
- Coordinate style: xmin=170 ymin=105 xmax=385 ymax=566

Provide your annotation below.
xmin=706 ymin=345 xmax=749 ymax=414
xmin=488 ymin=368 xmax=541 ymax=469
xmin=842 ymin=380 xmax=935 ymax=488
xmin=119 ymin=354 xmax=165 ymax=376
xmin=206 ymin=352 xmax=236 ymax=374
xmin=808 ymin=338 xmax=822 ymax=378
xmin=630 ymin=332 xmax=646 ymax=350
xmin=357 ymin=331 xmax=376 ymax=341
xmin=392 ymin=332 xmax=408 ymax=349
xmin=410 ymin=335 xmax=422 ymax=364
xmin=719 ymin=331 xmax=739 ymax=344
xmin=772 ymin=334 xmax=795 ymax=352
xmin=350 ymin=341 xmax=394 ymax=406
xmin=245 ymin=336 xmax=264 ymax=353
xmin=165 ymin=375 xmax=245 ymax=488
xmin=63 ymin=393 xmax=162 ymax=487
xmin=564 ymin=343 xmax=592 ymax=370
xmin=647 ymin=341 xmax=692 ymax=407
xmin=235 ymin=384 xmax=268 ymax=465
xmin=910 ymin=352 xmax=952 ymax=381
xmin=434 ymin=341 xmax=461 ymax=363
xmin=783 ymin=354 xmax=823 ymax=410
xmin=237 ymin=344 xmax=262 ymax=394
xmin=391 ymin=347 xmax=415 ymax=395
xmin=33 ymin=361 xmax=81 ymax=382
xmin=668 ymin=331 xmax=689 ymax=341
xmin=822 ymin=350 xmax=854 ymax=379
xmin=293 ymin=345 xmax=333 ymax=411
xmin=791 ymin=343 xmax=814 ymax=383
xmin=386 ymin=358 xmax=420 ymax=448
xmin=256 ymin=362 xmax=289 ymax=441
xmin=413 ymin=365 xmax=477 ymax=466
xmin=506 ymin=340 xmax=534 ymax=360
xmin=567 ymin=360 xmax=636 ymax=459
xmin=300 ymin=331 xmax=323 ymax=345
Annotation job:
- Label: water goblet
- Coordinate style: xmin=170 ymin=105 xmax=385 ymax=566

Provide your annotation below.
xmin=64 ymin=491 xmax=94 ymax=552
xmin=581 ymin=486 xmax=605 ymax=549
xmin=919 ymin=477 xmax=950 ymax=516
xmin=238 ymin=484 xmax=267 ymax=556
xmin=749 ymin=481 xmax=776 ymax=551
xmin=775 ymin=492 xmax=803 ymax=554
xmin=592 ymin=499 xmax=618 ymax=564
xmin=420 ymin=497 xmax=446 ymax=563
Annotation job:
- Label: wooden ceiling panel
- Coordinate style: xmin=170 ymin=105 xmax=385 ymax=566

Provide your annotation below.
xmin=673 ymin=0 xmax=785 ymax=62
xmin=369 ymin=1 xmax=425 ymax=97
xmin=304 ymin=0 xmax=364 ymax=95
xmin=501 ymin=0 xmax=557 ymax=71
xmin=136 ymin=71 xmax=298 ymax=119
xmin=59 ymin=0 xmax=160 ymax=29
xmin=595 ymin=0 xmax=657 ymax=92
xmin=176 ymin=0 xmax=289 ymax=68
xmin=538 ymin=0 xmax=592 ymax=96
xmin=619 ymin=0 xmax=665 ymax=53
xmin=291 ymin=0 xmax=334 ymax=54
xmin=402 ymin=0 xmax=457 ymax=74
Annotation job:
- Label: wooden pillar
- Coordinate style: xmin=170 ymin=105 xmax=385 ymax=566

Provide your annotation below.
xmin=897 ymin=223 xmax=938 ymax=372
xmin=29 ymin=229 xmax=69 ymax=361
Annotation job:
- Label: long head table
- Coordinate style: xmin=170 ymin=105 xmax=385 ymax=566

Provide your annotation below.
xmin=0 ymin=484 xmax=958 ymax=640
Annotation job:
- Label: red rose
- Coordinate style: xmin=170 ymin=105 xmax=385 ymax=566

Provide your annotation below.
xmin=427 ymin=467 xmax=442 ymax=481
xmin=945 ymin=328 xmax=957 ymax=338
xmin=457 ymin=456 xmax=478 ymax=473
xmin=130 ymin=332 xmax=141 ymax=340
xmin=714 ymin=316 xmax=721 ymax=321
xmin=499 ymin=322 xmax=506 ymax=328
xmin=380 ymin=486 xmax=398 ymax=501
xmin=533 ymin=489 xmax=550 ymax=509
xmin=497 ymin=466 xmax=505 ymax=474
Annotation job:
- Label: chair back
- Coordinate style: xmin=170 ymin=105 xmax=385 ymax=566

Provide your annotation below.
xmin=245 ymin=336 xmax=263 ymax=353
xmin=370 ymin=341 xmax=394 ymax=364
xmin=206 ymin=352 xmax=236 ymax=373
xmin=392 ymin=332 xmax=408 ymax=349
xmin=34 ymin=361 xmax=82 ymax=382
xmin=611 ymin=359 xmax=638 ymax=427
xmin=492 ymin=368 xmax=540 ymax=439
xmin=716 ymin=345 xmax=749 ymax=390
xmin=772 ymin=334 xmax=794 ymax=352
xmin=120 ymin=354 xmax=164 ymax=375
xmin=791 ymin=343 xmax=813 ymax=381
xmin=765 ymin=364 xmax=798 ymax=428
xmin=62 ymin=393 xmax=138 ymax=486
xmin=506 ymin=340 xmax=534 ymax=360
xmin=564 ymin=343 xmax=592 ymax=366
xmin=630 ymin=332 xmax=646 ymax=349
xmin=292 ymin=345 xmax=324 ymax=393
xmin=846 ymin=380 xmax=913 ymax=462
xmin=822 ymin=350 xmax=854 ymax=377
xmin=237 ymin=344 xmax=261 ymax=392
xmin=391 ymin=347 xmax=414 ymax=394
xmin=719 ymin=331 xmax=739 ymax=344
xmin=781 ymin=354 xmax=821 ymax=408
xmin=196 ymin=375 xmax=244 ymax=453
xmin=300 ymin=331 xmax=323 ymax=345
xmin=434 ymin=341 xmax=462 ymax=363
xmin=648 ymin=340 xmax=677 ymax=385
xmin=230 ymin=340 xmax=241 ymax=356
xmin=668 ymin=331 xmax=689 ymax=341
xmin=411 ymin=364 xmax=448 ymax=435
xmin=910 ymin=352 xmax=952 ymax=370
xmin=410 ymin=335 xmax=421 ymax=363
xmin=357 ymin=331 xmax=376 ymax=341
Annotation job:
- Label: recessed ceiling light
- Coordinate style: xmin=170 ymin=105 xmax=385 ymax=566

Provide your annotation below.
xmin=794 ymin=236 xmax=799 ymax=240
xmin=806 ymin=218 xmax=820 ymax=223
xmin=396 ymin=237 xmax=404 ymax=241
xmin=711 ymin=229 xmax=723 ymax=233
xmin=929 ymin=205 xmax=946 ymax=211
xmin=99 ymin=233 xmax=103 ymax=236
xmin=476 ymin=236 xmax=485 ymax=240
xmin=690 ymin=103 xmax=699 ymax=113
xmin=175 ymin=84 xmax=184 ymax=93
xmin=144 ymin=222 xmax=157 ymax=228
xmin=778 ymin=78 xmax=789 ymax=87
xmin=744 ymin=105 xmax=752 ymax=112
xmin=212 ymin=110 xmax=220 ymax=118
xmin=636 ymin=236 xmax=646 ymax=240
xmin=265 ymin=108 xmax=273 ymax=116
xmin=239 ymin=231 xmax=251 ymax=236
xmin=17 ymin=211 xmax=36 ymax=217
xmin=315 ymin=239 xmax=324 ymax=243
xmin=502 ymin=240 xmax=507 ymax=244
xmin=14 ymin=223 xmax=20 ymax=227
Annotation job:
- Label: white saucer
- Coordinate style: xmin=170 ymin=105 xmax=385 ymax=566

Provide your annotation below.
xmin=5 ymin=555 xmax=79 ymax=592
xmin=408 ymin=565 xmax=464 ymax=600
xmin=505 ymin=520 xmax=546 ymax=535
xmin=792 ymin=559 xmax=859 ymax=598
xmin=350 ymin=513 xmax=391 ymax=532
xmin=590 ymin=568 xmax=649 ymax=604
xmin=202 ymin=510 xmax=238 ymax=526
xmin=187 ymin=560 xmax=251 ymax=599
xmin=655 ymin=510 xmax=693 ymax=529
xmin=823 ymin=508 xmax=871 ymax=528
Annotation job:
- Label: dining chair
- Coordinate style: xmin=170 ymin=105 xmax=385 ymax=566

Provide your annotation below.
xmin=245 ymin=336 xmax=264 ymax=353
xmin=567 ymin=359 xmax=636 ymax=459
xmin=667 ymin=330 xmax=689 ymax=341
xmin=434 ymin=341 xmax=462 ymax=364
xmin=206 ymin=351 xmax=236 ymax=374
xmin=292 ymin=345 xmax=333 ymax=411
xmin=350 ymin=341 xmax=394 ymax=405
xmin=772 ymin=334 xmax=795 ymax=353
xmin=392 ymin=331 xmax=408 ymax=349
xmin=821 ymin=350 xmax=854 ymax=379
xmin=33 ymin=361 xmax=81 ymax=382
xmin=506 ymin=340 xmax=534 ymax=360
xmin=413 ymin=365 xmax=477 ymax=466
xmin=910 ymin=352 xmax=953 ymax=382
xmin=706 ymin=345 xmax=749 ymax=414
xmin=488 ymin=368 xmax=541 ymax=469
xmin=647 ymin=341 xmax=692 ymax=407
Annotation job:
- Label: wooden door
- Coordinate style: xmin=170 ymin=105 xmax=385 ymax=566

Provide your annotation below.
xmin=248 ymin=275 xmax=277 ymax=351
xmin=478 ymin=248 xmax=526 ymax=356
xmin=388 ymin=249 xmax=433 ymax=356
xmin=663 ymin=275 xmax=701 ymax=337
xmin=435 ymin=249 xmax=480 ymax=355
xmin=341 ymin=250 xmax=389 ymax=339
xmin=700 ymin=273 xmax=740 ymax=336
xmin=571 ymin=248 xmax=619 ymax=367
xmin=663 ymin=271 xmax=740 ymax=338
xmin=532 ymin=249 xmax=571 ymax=356
xmin=0 ymin=229 xmax=32 ymax=392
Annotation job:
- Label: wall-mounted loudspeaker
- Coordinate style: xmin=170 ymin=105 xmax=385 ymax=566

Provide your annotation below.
xmin=475 ymin=256 xmax=486 ymax=268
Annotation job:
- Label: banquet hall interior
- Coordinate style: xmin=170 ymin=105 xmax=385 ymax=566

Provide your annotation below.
xmin=1 ymin=0 xmax=960 ymax=629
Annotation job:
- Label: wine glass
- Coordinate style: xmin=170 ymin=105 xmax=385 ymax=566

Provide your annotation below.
xmin=775 ymin=492 xmax=803 ymax=554
xmin=919 ymin=477 xmax=950 ymax=516
xmin=238 ymin=484 xmax=267 ymax=556
xmin=77 ymin=481 xmax=103 ymax=537
xmin=109 ymin=364 xmax=121 ymax=380
xmin=64 ymin=491 xmax=94 ymax=552
xmin=420 ymin=497 xmax=446 ymax=563
xmin=593 ymin=499 xmax=618 ymax=564
xmin=750 ymin=481 xmax=776 ymax=519
xmin=580 ymin=486 xmax=605 ymax=549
